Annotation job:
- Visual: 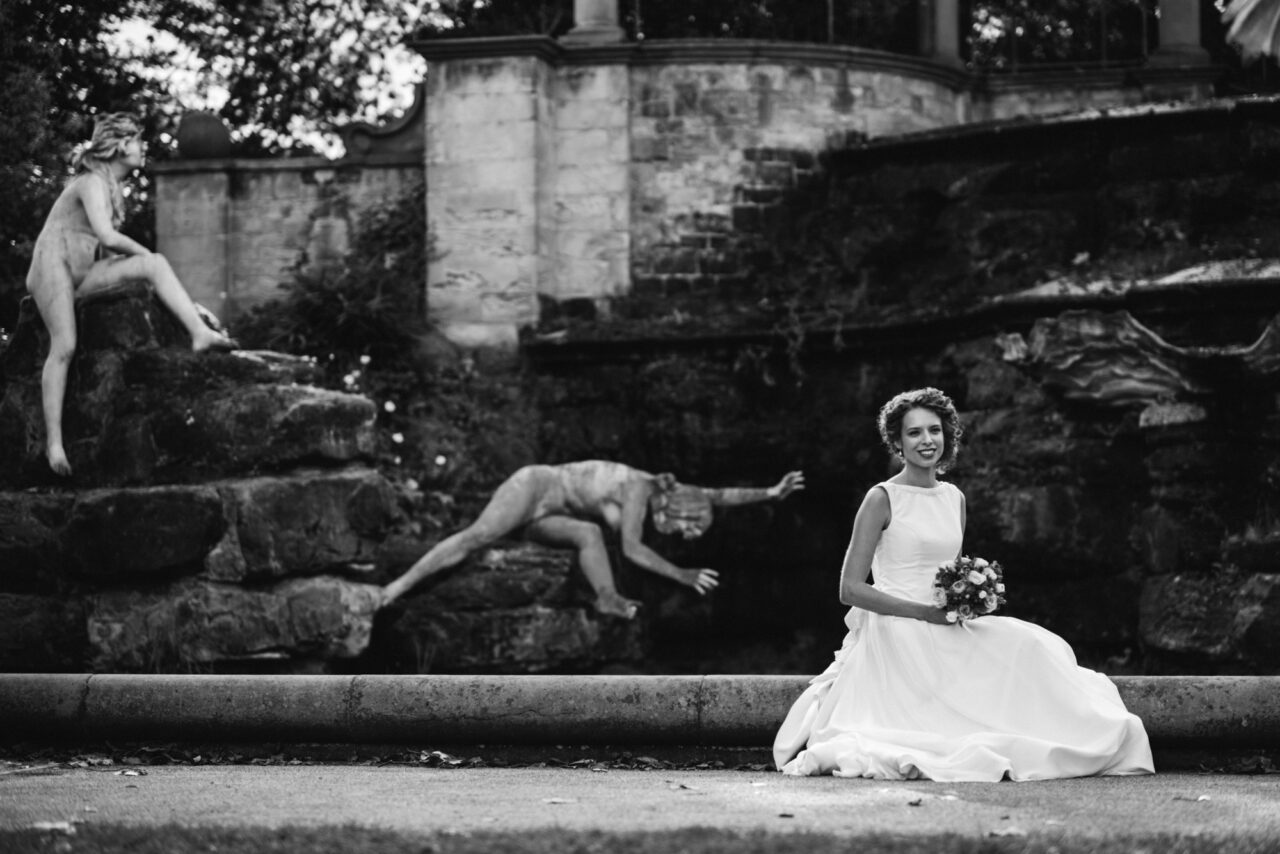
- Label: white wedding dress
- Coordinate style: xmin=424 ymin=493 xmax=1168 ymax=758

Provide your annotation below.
xmin=774 ymin=480 xmax=1154 ymax=782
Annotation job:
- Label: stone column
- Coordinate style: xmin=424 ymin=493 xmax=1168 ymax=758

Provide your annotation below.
xmin=920 ymin=0 xmax=962 ymax=67
xmin=562 ymin=0 xmax=624 ymax=44
xmin=1152 ymin=0 xmax=1210 ymax=65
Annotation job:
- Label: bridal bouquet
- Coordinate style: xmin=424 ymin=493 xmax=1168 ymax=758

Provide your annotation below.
xmin=932 ymin=555 xmax=1006 ymax=624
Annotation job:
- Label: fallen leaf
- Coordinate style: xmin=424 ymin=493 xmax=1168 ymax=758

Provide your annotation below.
xmin=907 ymin=798 xmax=923 ymax=807
xmin=989 ymin=826 xmax=1028 ymax=837
xmin=30 ymin=822 xmax=76 ymax=835
xmin=542 ymin=797 xmax=578 ymax=804
xmin=778 ymin=813 xmax=795 ymax=819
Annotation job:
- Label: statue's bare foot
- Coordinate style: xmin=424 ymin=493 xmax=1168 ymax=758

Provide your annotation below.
xmin=46 ymin=444 xmax=72 ymax=477
xmin=594 ymin=592 xmax=641 ymax=620
xmin=192 ymin=329 xmax=238 ymax=353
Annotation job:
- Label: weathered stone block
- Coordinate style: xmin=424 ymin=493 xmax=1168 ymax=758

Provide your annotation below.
xmin=0 ymin=593 xmax=87 ymax=671
xmin=87 ymin=576 xmax=380 ymax=671
xmin=206 ymin=468 xmax=401 ymax=581
xmin=0 ymin=491 xmax=74 ymax=588
xmin=372 ymin=542 xmax=643 ymax=673
xmin=1132 ymin=503 xmax=1226 ymax=576
xmin=64 ymin=484 xmax=226 ymax=578
xmin=977 ymin=483 xmax=1134 ymax=576
xmin=188 ymin=383 xmax=376 ymax=471
xmin=1235 ymin=574 xmax=1280 ymax=662
xmin=1138 ymin=572 xmax=1280 ymax=666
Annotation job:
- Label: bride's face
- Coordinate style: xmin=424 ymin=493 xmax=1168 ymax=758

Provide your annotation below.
xmin=898 ymin=407 xmax=944 ymax=469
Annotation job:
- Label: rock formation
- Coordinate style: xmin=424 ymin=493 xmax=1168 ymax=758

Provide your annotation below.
xmin=0 ymin=282 xmax=642 ymax=673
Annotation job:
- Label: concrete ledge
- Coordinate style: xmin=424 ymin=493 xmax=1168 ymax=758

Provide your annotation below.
xmin=2 ymin=675 xmax=1278 ymax=747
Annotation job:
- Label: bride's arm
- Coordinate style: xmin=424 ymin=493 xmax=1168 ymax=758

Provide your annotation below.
xmin=838 ymin=486 xmax=950 ymax=624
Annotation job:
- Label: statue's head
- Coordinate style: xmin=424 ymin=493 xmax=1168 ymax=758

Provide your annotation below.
xmin=74 ymin=113 xmax=143 ymax=171
xmin=649 ymin=474 xmax=713 ymax=539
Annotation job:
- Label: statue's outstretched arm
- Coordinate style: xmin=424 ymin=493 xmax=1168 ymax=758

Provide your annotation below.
xmin=705 ymin=470 xmax=805 ymax=507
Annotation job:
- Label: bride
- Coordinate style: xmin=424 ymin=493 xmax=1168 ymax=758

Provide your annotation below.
xmin=774 ymin=387 xmax=1154 ymax=781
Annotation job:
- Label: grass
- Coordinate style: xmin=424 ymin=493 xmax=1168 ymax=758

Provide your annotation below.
xmin=3 ymin=826 xmax=1278 ymax=854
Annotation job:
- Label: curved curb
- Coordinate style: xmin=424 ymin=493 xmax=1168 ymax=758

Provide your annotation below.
xmin=2 ymin=674 xmax=1278 ymax=747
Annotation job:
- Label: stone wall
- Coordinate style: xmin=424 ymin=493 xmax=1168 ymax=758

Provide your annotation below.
xmin=154 ymin=155 xmax=422 ymax=323
xmin=148 ymin=40 xmax=1217 ymax=343
xmin=413 ymin=36 xmax=1217 ymax=348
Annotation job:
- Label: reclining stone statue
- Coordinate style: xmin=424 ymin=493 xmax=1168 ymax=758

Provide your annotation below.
xmin=381 ymin=460 xmax=805 ymax=618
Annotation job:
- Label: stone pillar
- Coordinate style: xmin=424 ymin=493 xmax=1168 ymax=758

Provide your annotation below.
xmin=920 ymin=0 xmax=962 ymax=68
xmin=547 ymin=65 xmax=631 ymax=307
xmin=562 ymin=0 xmax=624 ymax=44
xmin=1152 ymin=0 xmax=1210 ymax=65
xmin=424 ymin=56 xmax=552 ymax=350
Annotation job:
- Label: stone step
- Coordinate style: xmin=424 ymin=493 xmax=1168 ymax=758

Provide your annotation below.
xmin=0 ymin=467 xmax=402 ymax=586
xmin=1 ymin=674 xmax=1276 ymax=750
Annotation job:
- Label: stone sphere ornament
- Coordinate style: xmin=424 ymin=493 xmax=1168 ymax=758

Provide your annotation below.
xmin=176 ymin=111 xmax=233 ymax=160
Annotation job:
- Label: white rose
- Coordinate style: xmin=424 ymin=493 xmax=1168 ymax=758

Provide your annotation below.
xmin=996 ymin=582 xmax=1006 ymax=593
xmin=951 ymin=580 xmax=967 ymax=594
xmin=973 ymin=558 xmax=989 ymax=569
xmin=945 ymin=610 xmax=959 ymax=624
xmin=933 ymin=588 xmax=948 ymax=608
xmin=984 ymin=567 xmax=997 ymax=580
xmin=967 ymin=570 xmax=986 ymax=585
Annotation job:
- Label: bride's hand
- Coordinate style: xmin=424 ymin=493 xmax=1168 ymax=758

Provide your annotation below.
xmin=919 ymin=605 xmax=953 ymax=625
xmin=680 ymin=568 xmax=720 ymax=594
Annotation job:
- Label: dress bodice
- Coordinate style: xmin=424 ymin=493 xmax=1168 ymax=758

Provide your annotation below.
xmin=870 ymin=480 xmax=963 ymax=605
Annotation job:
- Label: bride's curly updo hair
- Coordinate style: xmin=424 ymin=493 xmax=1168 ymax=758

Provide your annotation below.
xmin=876 ymin=387 xmax=963 ymax=473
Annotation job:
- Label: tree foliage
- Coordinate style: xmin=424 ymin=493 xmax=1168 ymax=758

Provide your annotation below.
xmin=146 ymin=0 xmax=429 ymax=155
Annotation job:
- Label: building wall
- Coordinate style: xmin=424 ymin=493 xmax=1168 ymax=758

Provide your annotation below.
xmin=154 ymin=156 xmax=422 ymax=322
